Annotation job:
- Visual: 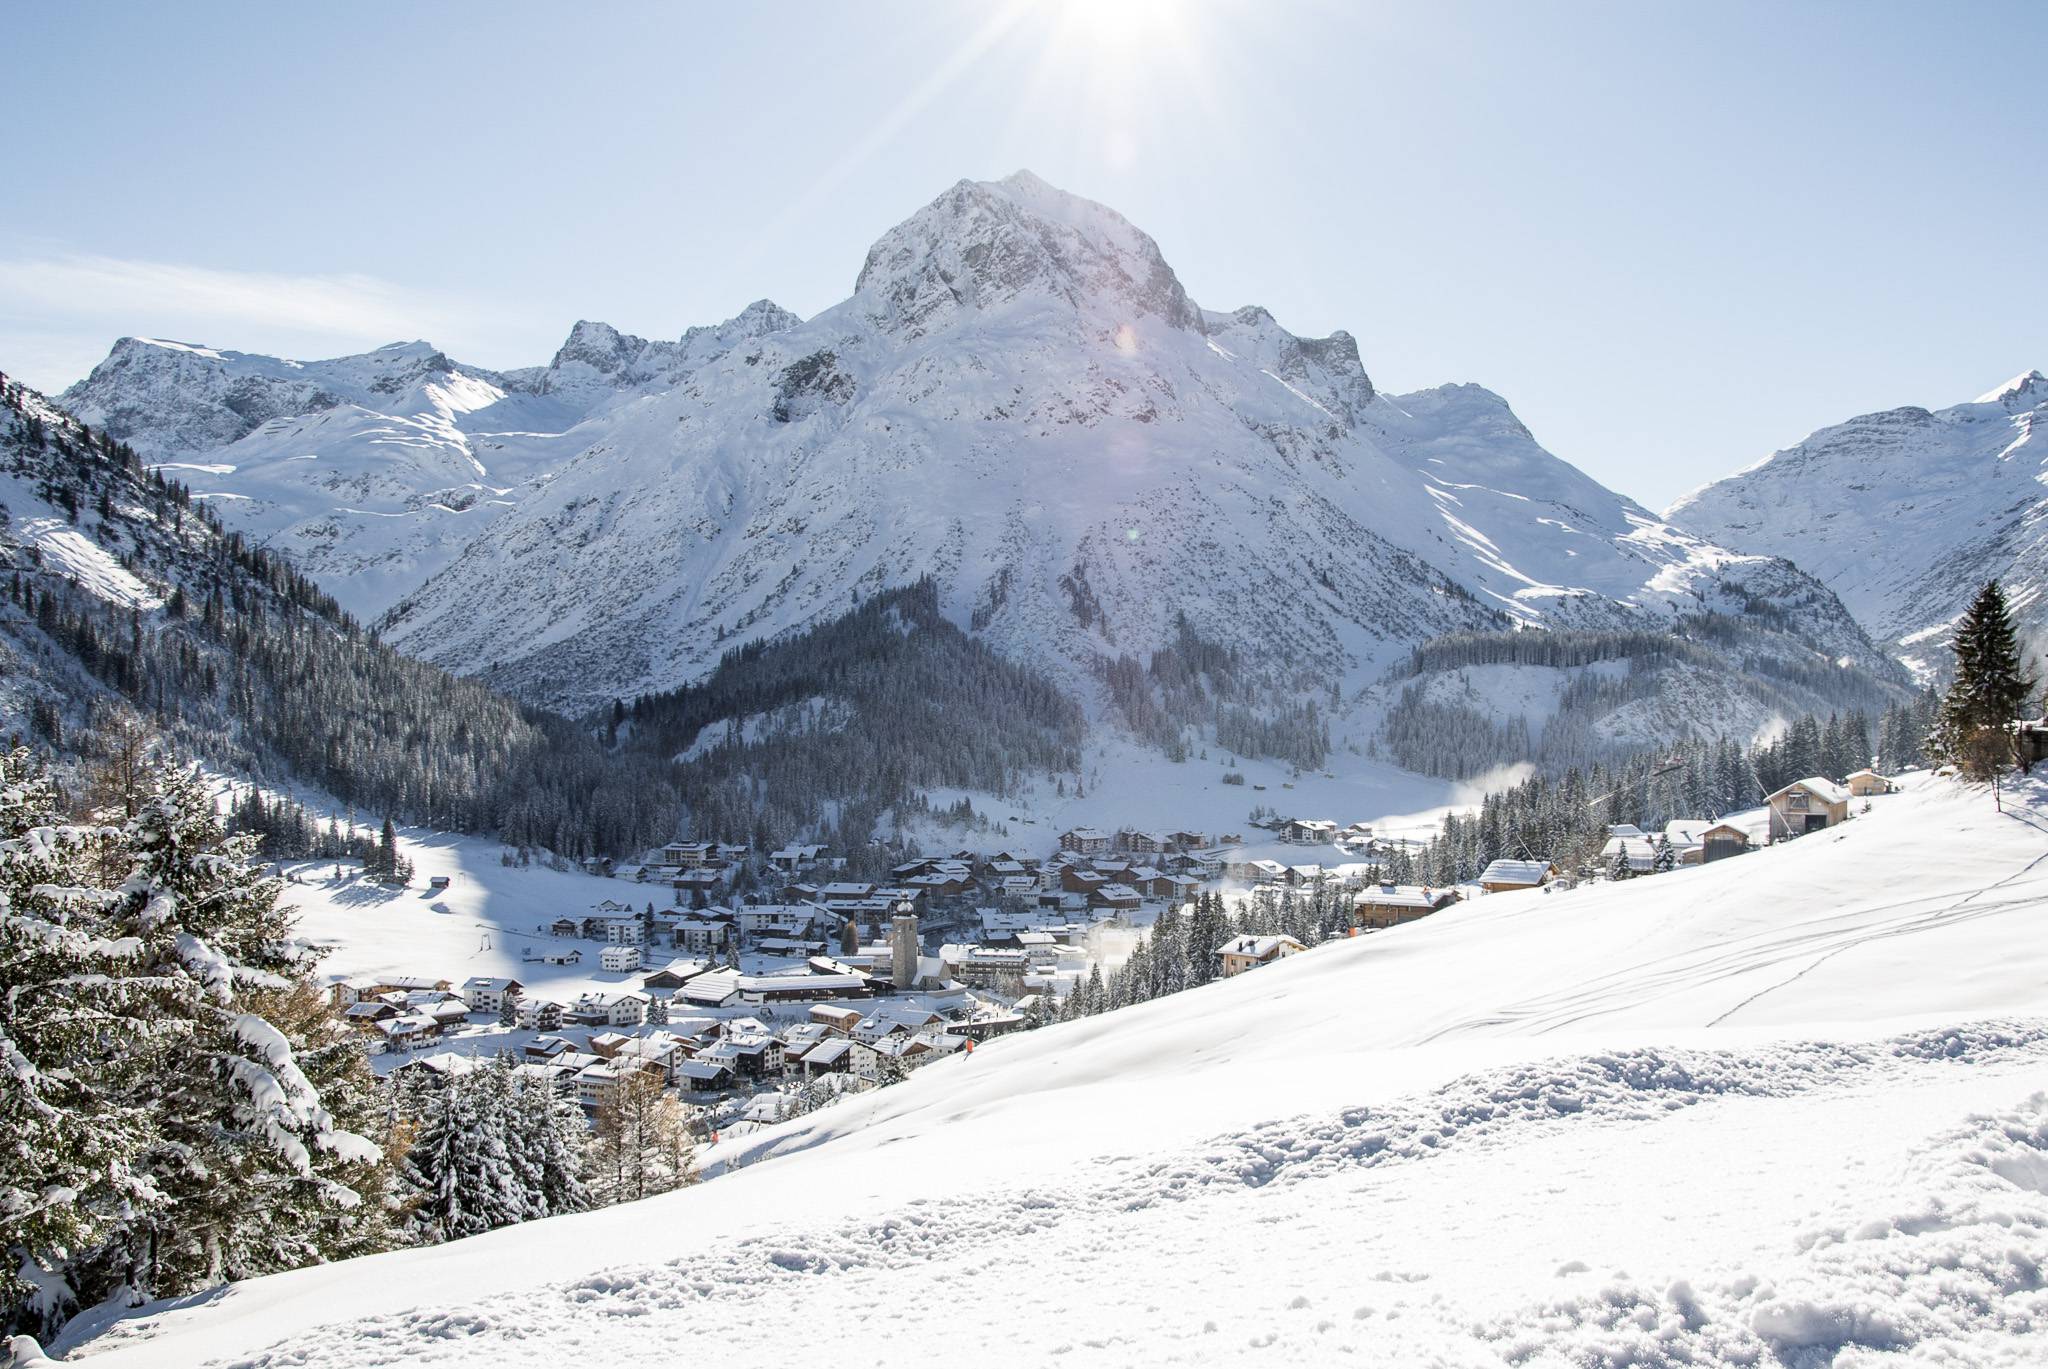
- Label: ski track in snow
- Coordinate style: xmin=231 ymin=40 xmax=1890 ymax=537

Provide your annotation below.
xmin=172 ymin=1024 xmax=2048 ymax=1369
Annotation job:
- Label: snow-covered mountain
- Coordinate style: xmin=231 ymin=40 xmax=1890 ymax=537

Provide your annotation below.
xmin=1670 ymin=370 xmax=2048 ymax=679
xmin=368 ymin=172 xmax=1886 ymax=713
xmin=60 ymin=172 xmax=1894 ymax=734
xmin=57 ymin=305 xmax=803 ymax=619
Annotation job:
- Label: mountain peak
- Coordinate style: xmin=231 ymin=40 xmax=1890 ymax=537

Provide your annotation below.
xmin=854 ymin=171 xmax=1201 ymax=339
xmin=1974 ymin=368 xmax=2047 ymax=407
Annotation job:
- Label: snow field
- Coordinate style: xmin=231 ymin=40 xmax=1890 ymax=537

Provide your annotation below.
xmin=57 ymin=773 xmax=2048 ymax=1367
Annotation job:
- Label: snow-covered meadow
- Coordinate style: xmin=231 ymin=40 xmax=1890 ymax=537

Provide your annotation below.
xmin=49 ymin=771 xmax=2048 ymax=1367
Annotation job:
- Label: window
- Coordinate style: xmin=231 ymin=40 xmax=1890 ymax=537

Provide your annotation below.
xmin=1788 ymin=792 xmax=1809 ymax=811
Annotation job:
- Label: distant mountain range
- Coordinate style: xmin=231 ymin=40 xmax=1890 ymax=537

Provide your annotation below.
xmin=58 ymin=172 xmax=1913 ymax=763
xmin=1671 ymin=369 xmax=2048 ymax=679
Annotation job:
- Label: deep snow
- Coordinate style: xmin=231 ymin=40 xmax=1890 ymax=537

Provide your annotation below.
xmin=53 ymin=771 xmax=2048 ymax=1368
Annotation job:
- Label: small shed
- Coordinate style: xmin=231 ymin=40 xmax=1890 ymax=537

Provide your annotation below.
xmin=1844 ymin=769 xmax=1894 ymax=798
xmin=1766 ymin=777 xmax=1850 ymax=839
xmin=1699 ymin=822 xmax=1752 ymax=863
xmin=1477 ymin=859 xmax=1553 ymax=894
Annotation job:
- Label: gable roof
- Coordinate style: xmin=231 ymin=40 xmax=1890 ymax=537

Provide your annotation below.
xmin=1478 ymin=858 xmax=1552 ymax=885
xmin=1769 ymin=776 xmax=1849 ymax=806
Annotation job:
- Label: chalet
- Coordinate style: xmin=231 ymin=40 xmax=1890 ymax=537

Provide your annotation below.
xmin=1606 ymin=823 xmax=1647 ymax=840
xmin=779 ymin=1022 xmax=833 ymax=1057
xmin=599 ymin=944 xmax=642 ymax=973
xmin=376 ymin=1013 xmax=441 ymax=1049
xmin=1766 ymin=777 xmax=1850 ymax=839
xmin=1059 ymin=827 xmax=1111 ymax=856
xmin=940 ymin=944 xmax=1032 ymax=985
xmin=1089 ymin=882 xmax=1142 ymax=914
xmin=459 ymin=976 xmax=523 ymax=1014
xmin=816 ymin=881 xmax=876 ymax=902
xmin=1283 ymin=818 xmax=1338 ymax=845
xmin=548 ymin=916 xmax=583 ymax=938
xmin=566 ymin=991 xmax=649 ymax=1028
xmin=1699 ymin=821 xmax=1752 ymax=863
xmin=342 ymin=1000 xmax=398 ymax=1033
xmin=732 ymin=903 xmax=818 ymax=940
xmin=641 ymin=957 xmax=709 ymax=993
xmin=1214 ymin=934 xmax=1307 ymax=978
xmin=1124 ymin=866 xmax=1173 ymax=897
xmin=769 ymin=843 xmax=827 ymax=871
xmin=588 ymin=1031 xmax=631 ymax=1059
xmin=417 ymin=996 xmax=472 ymax=1030
xmin=1060 ymin=866 xmax=1108 ymax=895
xmin=1167 ymin=829 xmax=1209 ymax=851
xmin=611 ymin=1034 xmax=689 ymax=1085
xmin=517 ymin=998 xmax=565 ymax=1031
xmin=524 ymin=1035 xmax=575 ymax=1063
xmin=676 ymin=1059 xmax=735 ymax=1093
xmin=1845 ymin=769 xmax=1895 ymax=798
xmin=1660 ymin=821 xmax=1712 ymax=866
xmin=428 ymin=875 xmax=451 ymax=890
xmin=586 ymin=905 xmax=646 ymax=945
xmin=853 ymin=1005 xmax=945 ymax=1044
xmin=810 ymin=1003 xmax=865 ymax=1036
xmin=1352 ymin=885 xmax=1459 ymax=930
xmin=1477 ymin=859 xmax=1553 ymax=893
xmin=389 ymin=1051 xmax=478 ymax=1085
xmin=798 ymin=1037 xmax=859 ymax=1076
xmin=1599 ymin=835 xmax=1658 ymax=875
xmin=659 ymin=841 xmax=718 ymax=868
xmin=673 ymin=914 xmax=736 ymax=956
xmin=573 ymin=1062 xmax=624 ymax=1110
xmin=1122 ymin=830 xmax=1171 ymax=855
xmin=757 ymin=936 xmax=826 ymax=958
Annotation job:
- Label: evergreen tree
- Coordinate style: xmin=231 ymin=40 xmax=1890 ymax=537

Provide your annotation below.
xmin=1936 ymin=580 xmax=2039 ymax=776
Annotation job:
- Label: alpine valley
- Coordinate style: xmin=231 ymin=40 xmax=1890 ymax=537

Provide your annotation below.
xmin=47 ymin=171 xmax=1938 ymax=832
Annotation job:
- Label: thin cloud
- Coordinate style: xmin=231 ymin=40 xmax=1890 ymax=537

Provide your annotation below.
xmin=0 ymin=252 xmax=528 ymax=391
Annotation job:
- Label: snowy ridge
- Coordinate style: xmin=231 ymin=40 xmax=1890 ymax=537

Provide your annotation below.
xmin=1670 ymin=371 xmax=2048 ymax=678
xmin=357 ymin=172 xmax=1882 ymax=716
xmin=53 ymin=173 xmax=1897 ymax=743
xmin=58 ymin=304 xmax=802 ymax=620
xmin=52 ymin=773 xmax=2048 ymax=1367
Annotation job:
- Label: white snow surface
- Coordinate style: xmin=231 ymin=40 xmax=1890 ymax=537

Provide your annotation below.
xmin=1671 ymin=370 xmax=2048 ymax=675
xmin=57 ymin=772 xmax=2048 ymax=1368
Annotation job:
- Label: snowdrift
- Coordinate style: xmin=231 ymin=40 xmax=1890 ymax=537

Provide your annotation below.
xmin=57 ymin=773 xmax=2048 ymax=1367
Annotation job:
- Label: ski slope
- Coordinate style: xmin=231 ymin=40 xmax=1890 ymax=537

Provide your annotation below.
xmin=53 ymin=772 xmax=2048 ymax=1368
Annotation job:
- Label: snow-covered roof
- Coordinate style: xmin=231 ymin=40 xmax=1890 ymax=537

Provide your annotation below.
xmin=1770 ymin=776 xmax=1850 ymax=806
xmin=1215 ymin=934 xmax=1306 ymax=958
xmin=1354 ymin=885 xmax=1453 ymax=909
xmin=1478 ymin=859 xmax=1552 ymax=886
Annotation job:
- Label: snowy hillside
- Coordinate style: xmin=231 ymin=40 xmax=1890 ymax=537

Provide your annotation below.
xmin=56 ymin=772 xmax=2048 ymax=1368
xmin=1671 ymin=369 xmax=2048 ymax=678
xmin=60 ymin=173 xmax=1889 ymax=727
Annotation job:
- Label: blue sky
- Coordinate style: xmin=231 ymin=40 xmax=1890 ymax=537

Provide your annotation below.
xmin=2 ymin=0 xmax=2041 ymax=508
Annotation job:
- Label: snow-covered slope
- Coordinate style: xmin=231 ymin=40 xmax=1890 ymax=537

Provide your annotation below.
xmin=57 ymin=772 xmax=2048 ymax=1368
xmin=1670 ymin=370 xmax=2048 ymax=678
xmin=57 ymin=304 xmax=803 ymax=620
xmin=367 ymin=172 xmax=1882 ymax=712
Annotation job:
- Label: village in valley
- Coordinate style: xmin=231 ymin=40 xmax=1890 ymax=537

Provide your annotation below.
xmin=323 ymin=763 xmax=1906 ymax=1142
